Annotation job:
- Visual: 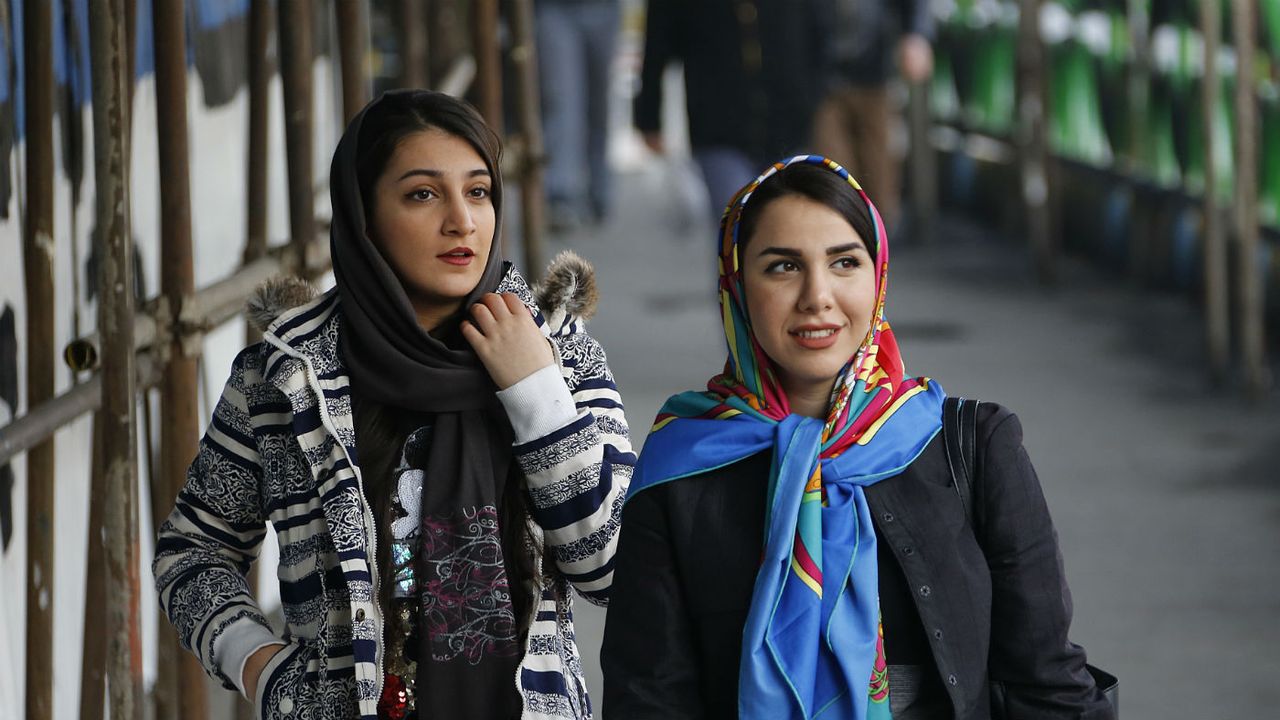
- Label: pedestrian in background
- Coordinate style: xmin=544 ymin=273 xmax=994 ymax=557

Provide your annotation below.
xmin=602 ymin=156 xmax=1113 ymax=719
xmin=536 ymin=0 xmax=622 ymax=232
xmin=812 ymin=0 xmax=935 ymax=234
xmin=634 ymin=0 xmax=828 ymax=221
xmin=154 ymin=90 xmax=633 ymax=720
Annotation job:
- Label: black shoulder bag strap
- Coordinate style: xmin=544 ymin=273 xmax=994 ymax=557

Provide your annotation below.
xmin=941 ymin=396 xmax=1120 ymax=716
xmin=941 ymin=396 xmax=980 ymax=527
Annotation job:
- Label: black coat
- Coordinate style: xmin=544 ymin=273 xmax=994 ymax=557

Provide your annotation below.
xmin=601 ymin=403 xmax=1114 ymax=719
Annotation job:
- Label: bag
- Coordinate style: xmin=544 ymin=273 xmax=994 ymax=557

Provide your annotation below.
xmin=942 ymin=397 xmax=1120 ymax=717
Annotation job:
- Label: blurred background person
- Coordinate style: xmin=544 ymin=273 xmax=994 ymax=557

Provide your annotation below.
xmin=633 ymin=0 xmax=829 ymax=220
xmin=812 ymin=0 xmax=934 ymax=235
xmin=537 ymin=0 xmax=623 ymax=232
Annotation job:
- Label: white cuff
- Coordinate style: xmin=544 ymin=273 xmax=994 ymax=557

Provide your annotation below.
xmin=216 ymin=615 xmax=285 ymax=698
xmin=496 ymin=364 xmax=579 ymax=444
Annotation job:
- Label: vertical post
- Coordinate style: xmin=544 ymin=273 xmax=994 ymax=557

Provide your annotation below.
xmin=1232 ymin=0 xmax=1269 ymax=396
xmin=509 ymin=0 xmax=545 ymax=274
xmin=429 ymin=0 xmax=463 ymax=82
xmin=907 ymin=81 xmax=938 ymax=244
xmin=22 ymin=0 xmax=56 ymax=716
xmin=77 ymin=416 xmax=107 ymax=720
xmin=152 ymin=1 xmax=209 ymax=718
xmin=89 ymin=1 xmax=143 ymax=718
xmin=336 ymin=0 xmax=370 ymax=124
xmin=398 ymin=0 xmax=429 ymax=89
xmin=1017 ymin=0 xmax=1055 ymax=284
xmin=473 ymin=0 xmax=503 ymax=132
xmin=1201 ymin=0 xmax=1229 ymax=382
xmin=246 ymin=0 xmax=272 ymax=346
xmin=1125 ymin=0 xmax=1151 ymax=279
xmin=279 ymin=0 xmax=316 ymax=273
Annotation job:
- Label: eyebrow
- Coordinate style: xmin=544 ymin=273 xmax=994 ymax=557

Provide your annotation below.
xmin=756 ymin=242 xmax=866 ymax=257
xmin=396 ymin=168 xmax=491 ymax=181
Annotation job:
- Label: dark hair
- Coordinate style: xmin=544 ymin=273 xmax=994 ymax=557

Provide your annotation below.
xmin=736 ymin=162 xmax=877 ymax=255
xmin=349 ymin=92 xmax=539 ymax=640
xmin=355 ymin=90 xmax=503 ymax=228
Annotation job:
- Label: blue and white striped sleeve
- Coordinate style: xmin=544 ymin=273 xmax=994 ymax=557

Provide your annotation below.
xmin=152 ymin=346 xmax=279 ymax=695
xmin=503 ymin=331 xmax=635 ymax=606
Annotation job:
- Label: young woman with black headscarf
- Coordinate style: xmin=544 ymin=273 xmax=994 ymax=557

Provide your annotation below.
xmin=154 ymin=90 xmax=634 ymax=720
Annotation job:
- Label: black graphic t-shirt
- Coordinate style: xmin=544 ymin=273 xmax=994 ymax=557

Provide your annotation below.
xmin=378 ymin=426 xmax=522 ymax=720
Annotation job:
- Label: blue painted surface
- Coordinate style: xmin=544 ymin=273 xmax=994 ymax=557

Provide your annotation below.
xmin=4 ymin=0 xmax=250 ymax=139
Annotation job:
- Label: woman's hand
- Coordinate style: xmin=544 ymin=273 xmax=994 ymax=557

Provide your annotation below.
xmin=462 ymin=292 xmax=555 ymax=389
xmin=243 ymin=643 xmax=285 ymax=700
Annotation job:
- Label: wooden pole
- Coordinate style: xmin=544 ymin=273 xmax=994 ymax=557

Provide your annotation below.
xmin=152 ymin=1 xmax=209 ymax=717
xmin=1017 ymin=0 xmax=1055 ymax=284
xmin=1201 ymin=0 xmax=1229 ymax=382
xmin=430 ymin=0 xmax=464 ymax=84
xmin=77 ymin=415 xmax=107 ymax=720
xmin=1232 ymin=0 xmax=1269 ymax=396
xmin=279 ymin=0 xmax=316 ymax=273
xmin=89 ymin=0 xmax=143 ymax=718
xmin=907 ymin=80 xmax=938 ymax=244
xmin=1125 ymin=0 xmax=1152 ymax=280
xmin=336 ymin=0 xmax=370 ymax=124
xmin=22 ymin=0 xmax=56 ymax=716
xmin=246 ymin=0 xmax=272 ymax=348
xmin=398 ymin=0 xmax=429 ymax=89
xmin=472 ymin=0 xmax=503 ymax=132
xmin=508 ymin=0 xmax=545 ymax=275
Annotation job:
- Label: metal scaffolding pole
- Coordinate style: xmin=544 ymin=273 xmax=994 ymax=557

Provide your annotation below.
xmin=1232 ymin=0 xmax=1269 ymax=397
xmin=472 ymin=0 xmax=503 ymax=132
xmin=1200 ymin=0 xmax=1229 ymax=383
xmin=21 ymin=0 xmax=56 ymax=715
xmin=89 ymin=0 xmax=144 ymax=718
xmin=246 ymin=0 xmax=273 ymax=349
xmin=152 ymin=1 xmax=209 ymax=716
xmin=279 ymin=0 xmax=316 ymax=274
xmin=77 ymin=414 xmax=107 ymax=720
xmin=398 ymin=0 xmax=429 ymax=89
xmin=1017 ymin=0 xmax=1055 ymax=284
xmin=336 ymin=0 xmax=370 ymax=124
xmin=508 ymin=0 xmax=546 ymax=275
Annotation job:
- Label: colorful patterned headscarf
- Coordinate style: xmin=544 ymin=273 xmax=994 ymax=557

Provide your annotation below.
xmin=629 ymin=155 xmax=946 ymax=719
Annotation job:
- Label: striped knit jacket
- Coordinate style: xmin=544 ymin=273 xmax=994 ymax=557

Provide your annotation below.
xmin=153 ymin=260 xmax=634 ymax=720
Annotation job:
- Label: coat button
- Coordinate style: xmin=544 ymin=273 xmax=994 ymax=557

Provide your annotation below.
xmin=918 ymin=585 xmax=931 ymax=597
xmin=934 ymin=629 xmax=943 ymax=640
xmin=881 ymin=512 xmax=895 ymax=523
xmin=902 ymin=546 xmax=915 ymax=556
xmin=948 ymin=674 xmax=958 ymax=686
xmin=278 ymin=697 xmax=294 ymax=714
xmin=355 ymin=608 xmax=366 ymax=622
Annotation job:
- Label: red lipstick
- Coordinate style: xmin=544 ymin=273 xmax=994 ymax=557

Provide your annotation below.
xmin=437 ymin=246 xmax=475 ymax=266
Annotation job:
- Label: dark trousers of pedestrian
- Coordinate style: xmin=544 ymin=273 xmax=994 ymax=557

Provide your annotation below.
xmin=536 ymin=0 xmax=620 ymax=227
xmin=693 ymin=146 xmax=765 ymax=222
xmin=812 ymin=83 xmax=900 ymax=230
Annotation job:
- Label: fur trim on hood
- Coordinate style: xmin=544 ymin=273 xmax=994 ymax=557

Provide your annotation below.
xmin=246 ymin=251 xmax=599 ymax=334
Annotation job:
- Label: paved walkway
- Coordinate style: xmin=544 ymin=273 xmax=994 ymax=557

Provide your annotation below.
xmin=544 ymin=161 xmax=1280 ymax=719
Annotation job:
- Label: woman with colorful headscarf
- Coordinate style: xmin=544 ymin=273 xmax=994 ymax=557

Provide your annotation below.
xmin=600 ymin=156 xmax=1112 ymax=719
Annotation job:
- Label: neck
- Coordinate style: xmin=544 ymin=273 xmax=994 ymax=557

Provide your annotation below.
xmin=782 ymin=379 xmax=834 ymax=420
xmin=412 ymin=298 xmax=462 ymax=336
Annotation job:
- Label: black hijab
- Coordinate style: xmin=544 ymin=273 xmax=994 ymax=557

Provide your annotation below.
xmin=331 ymin=89 xmax=507 ymax=412
xmin=330 ymin=91 xmax=524 ymax=712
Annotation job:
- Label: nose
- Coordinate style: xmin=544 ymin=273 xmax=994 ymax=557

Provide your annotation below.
xmin=797 ymin=269 xmax=835 ymax=313
xmin=442 ymin=193 xmax=477 ymax=237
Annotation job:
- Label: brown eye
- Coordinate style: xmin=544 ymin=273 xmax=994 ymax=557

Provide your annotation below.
xmin=407 ymin=188 xmax=436 ymax=202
